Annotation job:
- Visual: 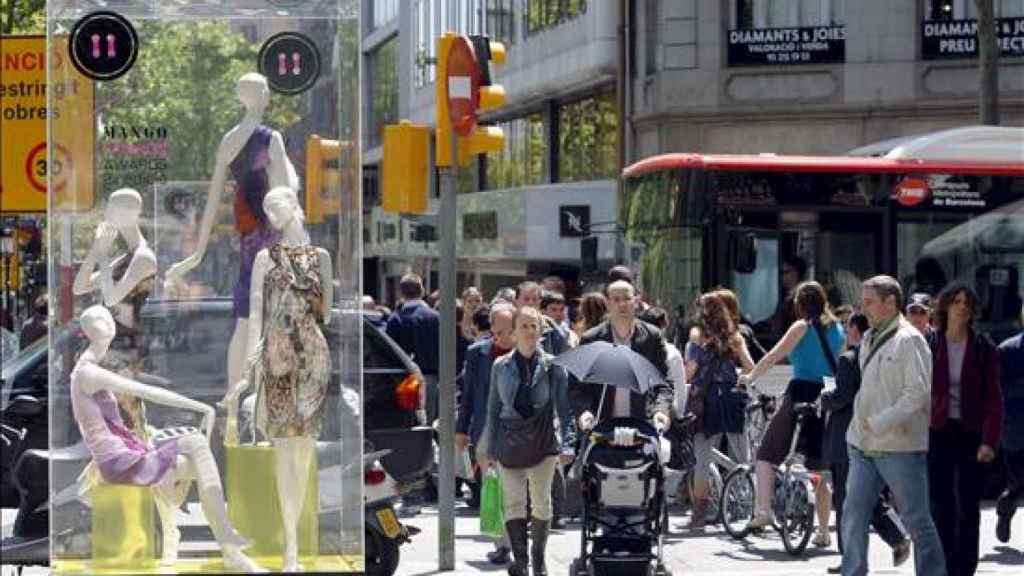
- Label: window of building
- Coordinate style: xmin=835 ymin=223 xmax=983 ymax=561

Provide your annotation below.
xmin=735 ymin=0 xmax=846 ymax=28
xmin=484 ymin=113 xmax=547 ymax=190
xmin=371 ymin=0 xmax=400 ymax=31
xmin=925 ymin=0 xmax=1024 ymax=19
xmin=368 ymin=36 xmax=399 ymax=148
xmin=558 ymin=92 xmax=618 ymax=183
xmin=645 ymin=0 xmax=658 ymax=75
xmin=526 ymin=0 xmax=587 ymax=36
xmin=414 ymin=0 xmax=515 ymax=88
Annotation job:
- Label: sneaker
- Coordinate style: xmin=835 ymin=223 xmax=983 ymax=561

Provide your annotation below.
xmin=892 ymin=539 xmax=911 ymax=567
xmin=812 ymin=530 xmax=831 ymax=548
xmin=746 ymin=510 xmax=773 ymax=530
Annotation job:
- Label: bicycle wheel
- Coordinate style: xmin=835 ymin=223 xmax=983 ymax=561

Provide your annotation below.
xmin=720 ymin=466 xmax=756 ymax=540
xmin=780 ymin=478 xmax=815 ymax=556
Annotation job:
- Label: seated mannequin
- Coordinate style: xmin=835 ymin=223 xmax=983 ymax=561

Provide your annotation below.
xmin=71 ymin=305 xmax=264 ymax=572
xmin=222 ymin=185 xmax=333 ymax=572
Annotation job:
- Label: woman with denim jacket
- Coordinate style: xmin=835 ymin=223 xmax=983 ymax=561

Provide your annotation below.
xmin=479 ymin=306 xmax=575 ymax=576
xmin=927 ymin=284 xmax=1002 ymax=576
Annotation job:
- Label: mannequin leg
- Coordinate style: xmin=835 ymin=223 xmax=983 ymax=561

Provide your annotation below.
xmin=227 ymin=320 xmax=249 ymax=394
xmin=273 ymin=436 xmax=315 ymax=572
xmin=177 ymin=434 xmax=265 ymax=572
xmin=153 ymin=458 xmax=191 ymax=566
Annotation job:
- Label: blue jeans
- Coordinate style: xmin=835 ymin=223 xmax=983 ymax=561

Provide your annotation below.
xmin=841 ymin=446 xmax=946 ymax=576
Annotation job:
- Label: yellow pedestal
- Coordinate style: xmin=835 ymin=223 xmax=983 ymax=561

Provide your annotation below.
xmin=225 ymin=444 xmax=319 ymax=559
xmin=91 ymin=483 xmax=156 ymax=566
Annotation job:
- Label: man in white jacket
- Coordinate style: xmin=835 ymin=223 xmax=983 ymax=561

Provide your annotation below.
xmin=841 ymin=275 xmax=946 ymax=576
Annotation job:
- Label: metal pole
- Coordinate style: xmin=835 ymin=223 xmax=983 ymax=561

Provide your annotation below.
xmin=437 ymin=127 xmax=458 ymax=571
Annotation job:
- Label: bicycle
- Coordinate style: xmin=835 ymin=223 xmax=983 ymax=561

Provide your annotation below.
xmin=719 ymin=401 xmax=821 ymax=556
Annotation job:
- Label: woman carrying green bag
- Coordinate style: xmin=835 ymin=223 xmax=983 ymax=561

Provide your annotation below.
xmin=479 ymin=306 xmax=576 ymax=576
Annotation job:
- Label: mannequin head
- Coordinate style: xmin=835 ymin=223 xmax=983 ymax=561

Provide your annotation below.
xmin=104 ymin=188 xmax=143 ymax=228
xmin=81 ymin=305 xmax=116 ymax=354
xmin=237 ymin=73 xmax=270 ymax=113
xmin=263 ymin=186 xmax=305 ymax=231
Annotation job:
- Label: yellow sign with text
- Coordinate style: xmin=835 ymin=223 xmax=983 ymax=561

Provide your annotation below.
xmin=1 ymin=35 xmax=95 ymax=213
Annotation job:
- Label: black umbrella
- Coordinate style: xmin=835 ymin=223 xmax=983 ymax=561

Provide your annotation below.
xmin=552 ymin=341 xmax=665 ymax=394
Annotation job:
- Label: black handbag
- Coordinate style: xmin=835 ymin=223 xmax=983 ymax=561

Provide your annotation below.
xmin=495 ymin=398 xmax=556 ymax=469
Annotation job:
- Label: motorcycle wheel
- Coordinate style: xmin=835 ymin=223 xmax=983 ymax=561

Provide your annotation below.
xmin=365 ymin=527 xmax=400 ymax=576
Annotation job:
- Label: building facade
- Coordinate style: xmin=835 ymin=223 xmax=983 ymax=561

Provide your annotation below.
xmin=361 ymin=0 xmax=622 ymax=304
xmin=630 ymin=0 xmax=1024 ymax=160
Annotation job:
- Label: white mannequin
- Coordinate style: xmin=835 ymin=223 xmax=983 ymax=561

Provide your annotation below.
xmin=165 ymin=72 xmax=299 ymax=399
xmin=72 ymin=188 xmax=156 ymax=322
xmin=72 ymin=305 xmax=264 ymax=572
xmin=222 ymin=186 xmax=332 ymax=573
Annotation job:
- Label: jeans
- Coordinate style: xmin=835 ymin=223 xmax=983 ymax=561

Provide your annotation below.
xmin=929 ymin=422 xmax=987 ymax=576
xmin=694 ymin=431 xmax=749 ymax=486
xmin=841 ymin=446 xmax=946 ymax=576
xmin=832 ymin=459 xmax=907 ymax=554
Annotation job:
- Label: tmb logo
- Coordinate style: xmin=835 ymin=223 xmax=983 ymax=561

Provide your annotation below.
xmin=894 ymin=177 xmax=930 ymax=207
xmin=559 ymin=205 xmax=590 ymax=237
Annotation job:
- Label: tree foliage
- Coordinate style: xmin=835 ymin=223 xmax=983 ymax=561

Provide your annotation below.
xmin=1 ymin=0 xmax=45 ymax=35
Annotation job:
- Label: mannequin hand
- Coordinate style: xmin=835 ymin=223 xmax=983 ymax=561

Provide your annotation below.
xmin=219 ymin=379 xmax=247 ymax=411
xmin=653 ymin=412 xmax=670 ymax=433
xmin=165 ymin=254 xmax=200 ymax=282
xmin=977 ymin=444 xmax=996 ymax=463
xmin=579 ymin=411 xmax=595 ymax=432
xmin=94 ymin=222 xmax=117 ymax=254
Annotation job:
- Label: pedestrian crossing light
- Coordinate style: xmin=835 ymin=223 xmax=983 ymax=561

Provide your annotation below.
xmin=435 ymin=33 xmax=506 ymax=167
xmin=305 ymin=135 xmax=344 ymax=224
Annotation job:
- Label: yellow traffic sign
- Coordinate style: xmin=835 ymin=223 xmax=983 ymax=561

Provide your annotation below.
xmin=1 ymin=35 xmax=95 ymax=213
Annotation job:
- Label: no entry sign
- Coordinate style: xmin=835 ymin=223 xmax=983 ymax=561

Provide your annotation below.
xmin=445 ymin=35 xmax=480 ymax=138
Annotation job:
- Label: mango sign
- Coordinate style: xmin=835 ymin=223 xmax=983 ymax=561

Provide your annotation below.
xmin=1 ymin=35 xmax=95 ymax=213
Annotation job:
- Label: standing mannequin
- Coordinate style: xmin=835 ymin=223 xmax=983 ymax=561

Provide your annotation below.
xmin=165 ymin=72 xmax=299 ymax=396
xmin=73 ymin=188 xmax=157 ymax=442
xmin=222 ymin=186 xmax=333 ymax=572
xmin=72 ymin=305 xmax=263 ymax=572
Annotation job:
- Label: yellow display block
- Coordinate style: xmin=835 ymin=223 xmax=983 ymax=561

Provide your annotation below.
xmin=225 ymin=444 xmax=319 ymax=559
xmin=91 ymin=483 xmax=156 ymax=567
xmin=55 ymin=554 xmax=362 ymax=574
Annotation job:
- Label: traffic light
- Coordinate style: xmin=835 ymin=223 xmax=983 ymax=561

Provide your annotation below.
xmin=435 ymin=33 xmax=506 ymax=167
xmin=305 ymin=134 xmax=347 ymax=224
xmin=458 ymin=35 xmax=506 ymax=166
xmin=382 ymin=121 xmax=430 ymax=214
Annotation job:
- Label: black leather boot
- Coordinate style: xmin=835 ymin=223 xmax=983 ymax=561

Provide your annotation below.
xmin=505 ymin=518 xmax=529 ymax=576
xmin=530 ymin=518 xmax=550 ymax=576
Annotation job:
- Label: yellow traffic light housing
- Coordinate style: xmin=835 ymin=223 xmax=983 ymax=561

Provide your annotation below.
xmin=434 ymin=33 xmax=457 ymax=168
xmin=382 ymin=121 xmax=430 ymax=214
xmin=305 ymin=134 xmax=345 ymax=224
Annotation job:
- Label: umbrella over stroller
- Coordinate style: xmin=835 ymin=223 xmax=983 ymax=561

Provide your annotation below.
xmin=552 ymin=341 xmax=665 ymax=393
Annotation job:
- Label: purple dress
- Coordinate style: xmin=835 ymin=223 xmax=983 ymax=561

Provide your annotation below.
xmin=71 ymin=362 xmax=178 ymax=486
xmin=230 ymin=125 xmax=280 ymax=319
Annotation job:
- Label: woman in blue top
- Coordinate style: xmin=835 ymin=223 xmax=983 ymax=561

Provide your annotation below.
xmin=738 ymin=281 xmax=845 ymax=547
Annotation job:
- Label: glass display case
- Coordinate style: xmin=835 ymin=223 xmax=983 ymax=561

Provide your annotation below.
xmin=46 ymin=1 xmax=362 ymax=573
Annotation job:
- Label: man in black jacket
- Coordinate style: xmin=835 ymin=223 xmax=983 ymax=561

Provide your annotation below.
xmin=571 ymin=280 xmax=673 ymax=431
xmin=821 ymin=312 xmax=909 ymax=573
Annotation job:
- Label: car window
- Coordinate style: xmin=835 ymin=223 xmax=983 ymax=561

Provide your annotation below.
xmin=364 ymin=324 xmax=402 ymax=369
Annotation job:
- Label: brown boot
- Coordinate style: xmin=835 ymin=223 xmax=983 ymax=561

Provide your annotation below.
xmin=505 ymin=519 xmax=529 ymax=576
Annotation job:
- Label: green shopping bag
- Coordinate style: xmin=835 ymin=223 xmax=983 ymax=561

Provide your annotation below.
xmin=479 ymin=469 xmax=505 ymax=537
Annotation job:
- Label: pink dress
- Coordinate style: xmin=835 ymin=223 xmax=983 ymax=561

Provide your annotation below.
xmin=71 ymin=362 xmax=178 ymax=486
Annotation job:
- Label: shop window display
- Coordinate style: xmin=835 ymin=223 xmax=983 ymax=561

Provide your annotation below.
xmin=46 ymin=1 xmax=362 ymax=573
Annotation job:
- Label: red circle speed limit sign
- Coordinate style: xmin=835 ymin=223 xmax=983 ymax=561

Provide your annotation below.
xmin=26 ymin=142 xmax=72 ymax=193
xmin=445 ymin=35 xmax=480 ymax=138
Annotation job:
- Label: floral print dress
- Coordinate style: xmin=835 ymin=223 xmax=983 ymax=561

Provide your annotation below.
xmin=256 ymin=244 xmax=330 ymax=439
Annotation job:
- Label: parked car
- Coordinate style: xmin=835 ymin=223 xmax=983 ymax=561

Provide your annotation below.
xmin=0 ymin=298 xmax=432 ymax=568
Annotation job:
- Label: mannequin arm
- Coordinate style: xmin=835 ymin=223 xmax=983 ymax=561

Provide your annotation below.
xmin=317 ymin=247 xmax=333 ymax=324
xmin=77 ymin=362 xmax=215 ymax=436
xmin=99 ymin=249 xmax=156 ymax=307
xmin=267 ymin=131 xmax=299 ymax=191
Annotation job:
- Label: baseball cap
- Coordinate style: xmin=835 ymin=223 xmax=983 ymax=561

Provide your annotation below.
xmin=906 ymin=293 xmax=934 ymax=312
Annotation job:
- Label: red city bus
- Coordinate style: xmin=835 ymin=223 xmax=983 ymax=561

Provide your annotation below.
xmin=620 ymin=127 xmax=1024 ymax=349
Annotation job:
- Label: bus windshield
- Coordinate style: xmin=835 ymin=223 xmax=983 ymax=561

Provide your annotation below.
xmin=622 ymin=160 xmax=1024 ymax=350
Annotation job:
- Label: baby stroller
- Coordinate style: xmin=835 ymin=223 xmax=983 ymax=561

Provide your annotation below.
xmin=569 ymin=417 xmax=672 ymax=576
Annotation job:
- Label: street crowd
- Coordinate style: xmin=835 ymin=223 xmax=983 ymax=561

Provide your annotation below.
xmin=369 ymin=264 xmax=1023 ymax=576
